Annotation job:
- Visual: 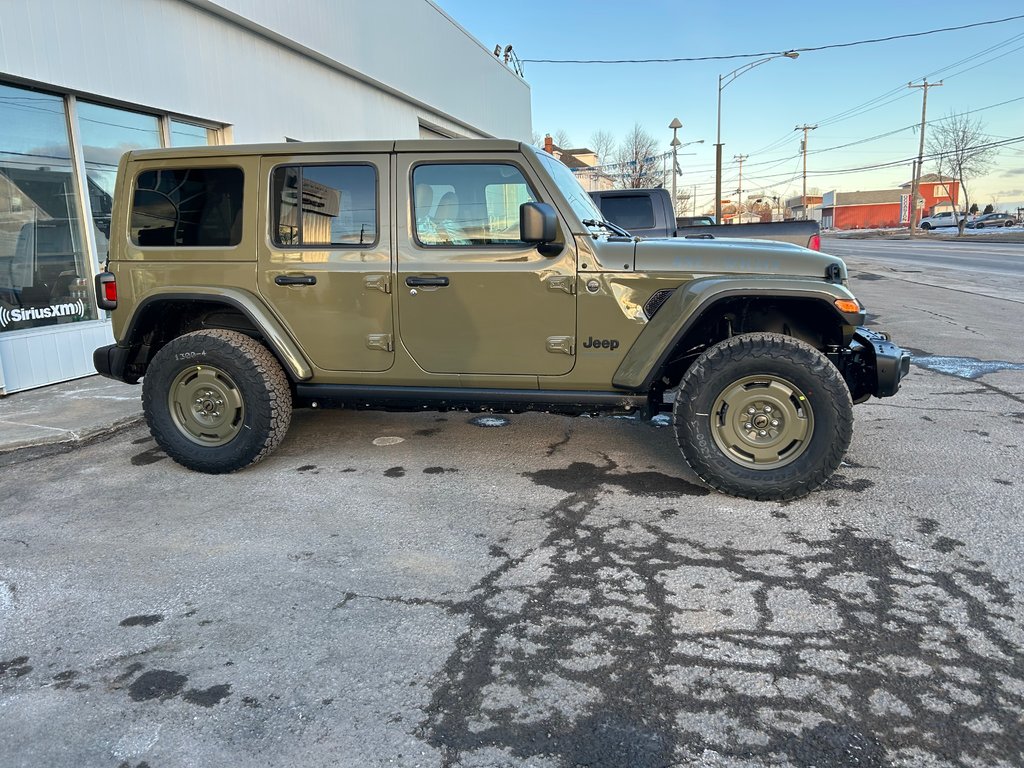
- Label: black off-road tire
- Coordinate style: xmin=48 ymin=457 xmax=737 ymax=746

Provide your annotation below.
xmin=142 ymin=329 xmax=292 ymax=473
xmin=672 ymin=333 xmax=853 ymax=501
xmin=920 ymin=222 xmax=931 ymax=230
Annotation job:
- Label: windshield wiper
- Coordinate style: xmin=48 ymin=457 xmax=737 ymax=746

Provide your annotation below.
xmin=582 ymin=218 xmax=632 ymax=238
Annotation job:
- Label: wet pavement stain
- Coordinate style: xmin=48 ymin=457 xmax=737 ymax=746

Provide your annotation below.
xmin=130 ymin=447 xmax=166 ymax=466
xmin=415 ymin=428 xmax=442 ymax=436
xmin=423 ymin=467 xmax=458 ymax=475
xmin=296 ymin=464 xmax=317 ymax=473
xmin=384 ymin=466 xmax=406 ymax=478
xmin=404 ymin=468 xmax=1024 ymax=767
xmin=183 ymin=683 xmax=231 ymax=707
xmin=119 ymin=614 xmax=163 ymax=627
xmin=0 ymin=656 xmax=31 ymax=678
xmin=127 ymin=670 xmax=187 ymax=701
xmin=525 ymin=458 xmax=709 ymax=498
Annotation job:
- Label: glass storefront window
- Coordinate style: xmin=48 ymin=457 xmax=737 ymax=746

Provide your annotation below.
xmin=0 ymin=83 xmax=95 ymax=332
xmin=78 ymin=101 xmax=162 ymax=257
xmin=170 ymin=119 xmax=214 ymax=147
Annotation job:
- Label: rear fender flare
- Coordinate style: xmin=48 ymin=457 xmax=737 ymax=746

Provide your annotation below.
xmin=121 ymin=287 xmax=313 ymax=381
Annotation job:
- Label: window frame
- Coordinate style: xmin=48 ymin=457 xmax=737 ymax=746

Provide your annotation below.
xmin=129 ymin=165 xmax=246 ymax=249
xmin=267 ymin=161 xmax=380 ymax=250
xmin=409 ymin=160 xmax=542 ymax=250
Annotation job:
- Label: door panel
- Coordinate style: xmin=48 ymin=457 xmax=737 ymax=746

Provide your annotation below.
xmin=395 ymin=155 xmax=576 ymax=376
xmin=257 ymin=155 xmax=393 ymax=372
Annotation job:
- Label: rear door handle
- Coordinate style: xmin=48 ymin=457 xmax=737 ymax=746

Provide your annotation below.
xmin=275 ymin=274 xmax=317 ymax=286
xmin=406 ymin=276 xmax=450 ymax=287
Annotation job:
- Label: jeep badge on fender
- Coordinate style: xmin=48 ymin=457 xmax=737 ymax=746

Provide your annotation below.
xmin=93 ymin=138 xmax=909 ymax=501
xmin=582 ymin=336 xmax=620 ymax=350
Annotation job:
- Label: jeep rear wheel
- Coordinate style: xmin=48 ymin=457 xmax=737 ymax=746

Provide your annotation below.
xmin=672 ymin=333 xmax=853 ymax=501
xmin=143 ymin=329 xmax=292 ymax=473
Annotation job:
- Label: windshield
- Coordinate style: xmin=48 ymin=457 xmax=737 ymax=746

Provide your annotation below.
xmin=536 ymin=152 xmax=605 ymax=226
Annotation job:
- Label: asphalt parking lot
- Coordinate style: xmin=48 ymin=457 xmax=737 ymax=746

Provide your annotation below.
xmin=2 ymin=255 xmax=1023 ymax=767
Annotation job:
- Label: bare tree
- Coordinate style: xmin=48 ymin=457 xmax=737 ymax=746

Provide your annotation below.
xmin=589 ymin=130 xmax=616 ymax=165
xmin=552 ymin=129 xmax=572 ymax=149
xmin=927 ymin=111 xmax=995 ymax=235
xmin=530 ymin=131 xmax=544 ymax=148
xmin=672 ymin=188 xmax=692 ymax=217
xmin=614 ymin=124 xmax=665 ymax=189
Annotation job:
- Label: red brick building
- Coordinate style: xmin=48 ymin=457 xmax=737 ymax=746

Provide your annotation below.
xmin=819 ymin=175 xmax=959 ymax=230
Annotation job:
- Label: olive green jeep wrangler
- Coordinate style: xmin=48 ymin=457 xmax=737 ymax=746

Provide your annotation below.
xmin=93 ymin=139 xmax=909 ymax=500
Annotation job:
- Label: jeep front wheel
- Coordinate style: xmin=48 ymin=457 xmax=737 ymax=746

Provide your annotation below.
xmin=672 ymin=333 xmax=853 ymax=501
xmin=142 ymin=329 xmax=292 ymax=473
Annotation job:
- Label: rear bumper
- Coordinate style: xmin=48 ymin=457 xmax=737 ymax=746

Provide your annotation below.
xmin=837 ymin=326 xmax=911 ymax=401
xmin=93 ymin=344 xmax=136 ymax=384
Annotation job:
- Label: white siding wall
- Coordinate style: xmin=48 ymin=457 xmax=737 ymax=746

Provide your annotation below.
xmin=0 ymin=0 xmax=532 ymax=142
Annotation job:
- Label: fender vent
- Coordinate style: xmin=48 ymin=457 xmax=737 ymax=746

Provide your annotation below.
xmin=825 ymin=262 xmax=843 ymax=283
xmin=644 ymin=289 xmax=675 ymax=319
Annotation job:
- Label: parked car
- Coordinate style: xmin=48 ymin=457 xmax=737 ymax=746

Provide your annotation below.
xmin=967 ymin=212 xmax=1018 ymax=228
xmin=588 ymin=188 xmax=820 ymax=249
xmin=676 ymin=215 xmax=716 ymax=227
xmin=918 ymin=211 xmax=962 ymax=230
xmin=92 ymin=139 xmax=910 ymax=500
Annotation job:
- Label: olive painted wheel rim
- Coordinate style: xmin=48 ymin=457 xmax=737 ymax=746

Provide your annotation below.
xmin=168 ymin=364 xmax=244 ymax=446
xmin=710 ymin=375 xmax=814 ymax=470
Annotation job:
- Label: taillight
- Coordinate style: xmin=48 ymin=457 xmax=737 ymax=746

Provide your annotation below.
xmin=809 ymin=234 xmax=821 ymax=251
xmin=95 ymin=272 xmax=117 ymax=310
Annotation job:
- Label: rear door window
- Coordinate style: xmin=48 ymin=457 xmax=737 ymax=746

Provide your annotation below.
xmin=131 ymin=168 xmax=243 ymax=247
xmin=270 ymin=164 xmax=378 ymax=247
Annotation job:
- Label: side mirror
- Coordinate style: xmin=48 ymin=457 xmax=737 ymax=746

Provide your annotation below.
xmin=520 ymin=202 xmax=557 ymax=244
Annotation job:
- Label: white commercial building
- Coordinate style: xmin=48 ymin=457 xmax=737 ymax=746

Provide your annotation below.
xmin=0 ymin=0 xmax=531 ymax=393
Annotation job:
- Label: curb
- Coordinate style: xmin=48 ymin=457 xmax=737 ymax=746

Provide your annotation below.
xmin=0 ymin=414 xmax=146 ymax=468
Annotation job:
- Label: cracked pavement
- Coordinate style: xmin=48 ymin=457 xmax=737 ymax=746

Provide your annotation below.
xmin=1 ymin=253 xmax=1023 ymax=767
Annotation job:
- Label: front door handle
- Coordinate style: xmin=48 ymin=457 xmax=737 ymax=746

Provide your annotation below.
xmin=275 ymin=274 xmax=317 ymax=286
xmin=406 ymin=276 xmax=450 ymax=287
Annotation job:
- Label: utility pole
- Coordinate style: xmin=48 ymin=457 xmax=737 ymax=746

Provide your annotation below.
xmin=669 ymin=118 xmax=682 ymax=217
xmin=794 ymin=124 xmax=817 ymax=220
xmin=733 ymin=154 xmax=748 ymax=224
xmin=692 ymin=184 xmax=697 ymax=216
xmin=908 ymin=78 xmax=942 ymax=236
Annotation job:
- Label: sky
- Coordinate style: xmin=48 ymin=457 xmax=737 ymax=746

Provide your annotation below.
xmin=437 ymin=1 xmax=1024 ymax=214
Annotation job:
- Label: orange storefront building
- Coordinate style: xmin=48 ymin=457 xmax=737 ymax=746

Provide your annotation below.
xmin=820 ymin=175 xmax=960 ymax=230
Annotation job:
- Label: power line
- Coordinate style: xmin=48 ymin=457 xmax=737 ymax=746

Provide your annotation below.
xmin=520 ymin=15 xmax=1024 ymax=64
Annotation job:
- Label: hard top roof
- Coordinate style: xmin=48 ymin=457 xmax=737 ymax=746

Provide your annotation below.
xmin=127 ymin=138 xmax=529 ymax=161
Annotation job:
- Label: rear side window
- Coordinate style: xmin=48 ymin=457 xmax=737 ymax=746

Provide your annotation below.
xmin=600 ymin=195 xmax=655 ymax=229
xmin=271 ymin=164 xmax=377 ymax=247
xmin=131 ymin=168 xmax=244 ymax=247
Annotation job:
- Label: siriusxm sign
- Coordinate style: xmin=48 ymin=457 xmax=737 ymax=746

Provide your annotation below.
xmin=0 ymin=299 xmax=86 ymax=328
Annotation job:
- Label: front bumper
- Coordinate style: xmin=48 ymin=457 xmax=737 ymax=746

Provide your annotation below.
xmin=836 ymin=326 xmax=911 ymax=402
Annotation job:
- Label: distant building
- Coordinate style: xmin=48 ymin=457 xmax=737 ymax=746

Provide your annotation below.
xmin=785 ymin=195 xmax=824 ymax=223
xmin=819 ymin=176 xmax=960 ymax=230
xmin=544 ymin=136 xmax=615 ymax=191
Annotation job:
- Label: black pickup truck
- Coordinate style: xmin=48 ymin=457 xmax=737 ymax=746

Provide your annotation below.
xmin=590 ymin=188 xmax=821 ymax=250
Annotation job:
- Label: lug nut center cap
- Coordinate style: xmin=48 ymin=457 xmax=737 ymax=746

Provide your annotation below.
xmin=752 ymin=414 xmax=770 ymax=429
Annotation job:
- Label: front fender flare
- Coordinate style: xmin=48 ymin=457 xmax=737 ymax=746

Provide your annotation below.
xmin=612 ymin=277 xmax=864 ymax=391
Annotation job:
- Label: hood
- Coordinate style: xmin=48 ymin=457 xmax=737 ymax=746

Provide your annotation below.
xmin=631 ymin=237 xmax=846 ymax=280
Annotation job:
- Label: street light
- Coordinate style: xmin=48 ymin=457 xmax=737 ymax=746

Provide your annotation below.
xmin=715 ymin=51 xmax=799 ymax=224
xmin=669 ymin=118 xmax=682 ymax=217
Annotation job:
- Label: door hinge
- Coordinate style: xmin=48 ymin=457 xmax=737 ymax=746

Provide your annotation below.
xmin=364 ymin=274 xmax=391 ymax=294
xmin=546 ymin=335 xmax=575 ymax=355
xmin=545 ymin=275 xmax=576 ymax=295
xmin=366 ymin=333 xmax=393 ymax=352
